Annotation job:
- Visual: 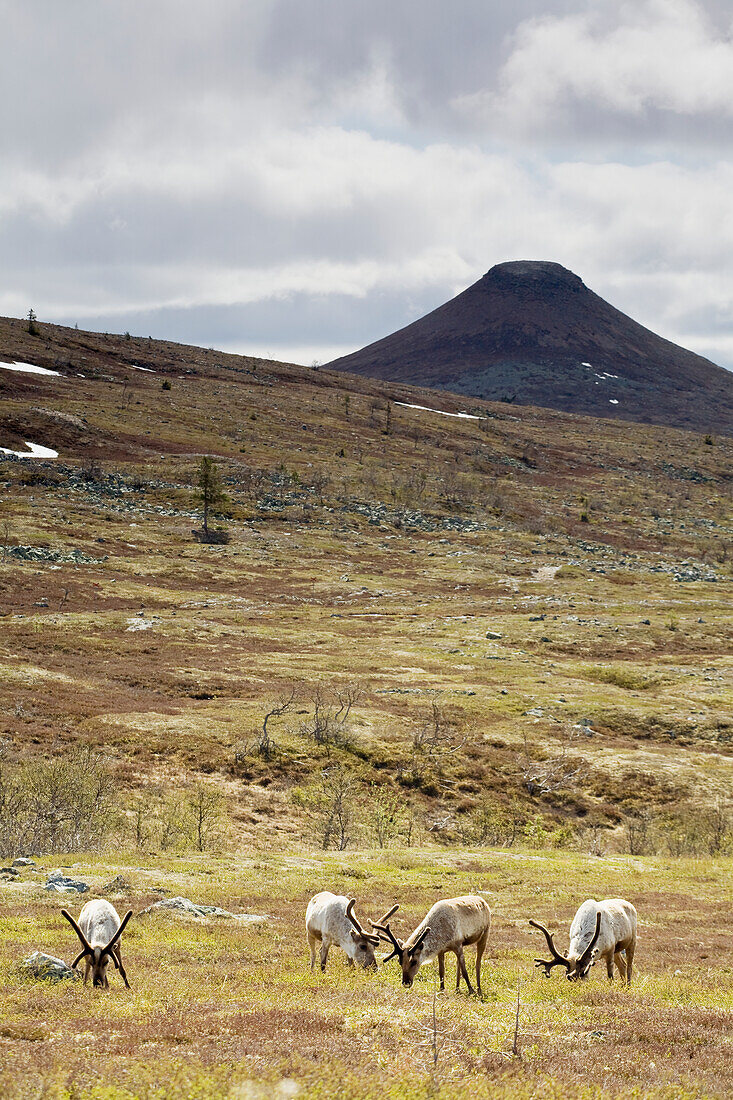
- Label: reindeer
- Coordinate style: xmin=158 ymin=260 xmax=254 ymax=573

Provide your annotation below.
xmin=372 ymin=895 xmax=491 ymax=994
xmin=61 ymin=900 xmax=133 ymax=988
xmin=305 ymin=893 xmax=398 ymax=972
xmin=530 ymin=898 xmax=637 ymax=984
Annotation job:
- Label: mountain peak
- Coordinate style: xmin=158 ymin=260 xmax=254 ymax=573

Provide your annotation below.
xmin=482 ymin=260 xmax=586 ymax=293
xmin=327 ymin=261 xmax=733 ymax=434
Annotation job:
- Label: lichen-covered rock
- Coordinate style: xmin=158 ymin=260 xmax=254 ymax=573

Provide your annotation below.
xmin=45 ymin=871 xmax=89 ymax=894
xmin=20 ymin=951 xmax=80 ymax=982
xmin=141 ymin=895 xmax=269 ymax=923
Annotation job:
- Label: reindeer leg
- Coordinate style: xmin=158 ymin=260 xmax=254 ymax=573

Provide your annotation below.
xmin=625 ymin=943 xmax=635 ymax=986
xmin=83 ymin=959 xmax=91 ymax=986
xmin=114 ymin=947 xmax=130 ymax=989
xmin=475 ymin=929 xmax=488 ymax=997
xmin=308 ymin=931 xmax=318 ymax=971
xmin=320 ymin=939 xmax=330 ymax=972
xmin=438 ymin=952 xmax=445 ymax=992
xmin=614 ymin=950 xmax=627 ymax=984
xmin=455 ymin=946 xmax=474 ymax=994
xmin=606 ymin=953 xmax=615 ymax=981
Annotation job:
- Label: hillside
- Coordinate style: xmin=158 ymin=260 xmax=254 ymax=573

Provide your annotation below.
xmin=327 ymin=261 xmax=733 ymax=435
xmin=1 ymin=311 xmax=732 ymax=1097
xmin=0 ymin=311 xmax=731 ymax=852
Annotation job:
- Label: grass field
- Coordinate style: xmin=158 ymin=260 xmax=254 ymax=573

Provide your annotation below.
xmin=1 ymin=848 xmax=732 ymax=1099
xmin=1 ymin=315 xmax=732 ymax=1096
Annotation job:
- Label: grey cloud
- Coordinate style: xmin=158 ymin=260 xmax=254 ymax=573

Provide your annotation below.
xmin=1 ymin=1 xmax=732 ymax=376
xmin=46 ymin=286 xmax=447 ymax=355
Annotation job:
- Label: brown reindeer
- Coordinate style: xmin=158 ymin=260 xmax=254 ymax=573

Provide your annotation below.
xmin=372 ymin=895 xmax=491 ymax=994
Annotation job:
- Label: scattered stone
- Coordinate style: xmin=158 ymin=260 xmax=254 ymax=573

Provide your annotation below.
xmin=5 ymin=545 xmax=107 ymax=565
xmin=45 ymin=871 xmax=89 ymax=894
xmin=485 ymin=630 xmax=503 ymax=640
xmin=640 ymin=619 xmax=651 ymax=625
xmin=140 ymin=895 xmax=270 ymax=922
xmin=20 ymin=951 xmax=81 ymax=982
xmin=126 ymin=617 xmax=154 ymax=632
xmin=12 ymin=858 xmax=35 ymax=867
xmin=529 ymin=614 xmax=545 ymax=621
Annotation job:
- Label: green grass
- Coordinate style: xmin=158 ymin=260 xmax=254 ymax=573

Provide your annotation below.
xmin=1 ymin=847 xmax=732 ymax=1098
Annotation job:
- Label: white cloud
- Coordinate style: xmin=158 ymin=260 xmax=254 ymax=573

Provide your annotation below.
xmin=456 ymin=0 xmax=733 ymax=135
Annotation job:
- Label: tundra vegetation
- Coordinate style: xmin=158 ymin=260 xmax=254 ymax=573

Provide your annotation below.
xmin=0 ymin=314 xmax=731 ymax=1096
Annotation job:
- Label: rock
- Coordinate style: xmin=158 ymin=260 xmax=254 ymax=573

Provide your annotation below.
xmin=45 ymin=871 xmax=89 ymax=894
xmin=100 ymin=875 xmax=131 ymax=894
xmin=12 ymin=858 xmax=36 ymax=867
xmin=20 ymin=951 xmax=81 ymax=982
xmin=140 ymin=895 xmax=270 ymax=923
xmin=1 ymin=866 xmax=20 ymax=876
xmin=529 ymin=614 xmax=545 ymax=621
xmin=485 ymin=630 xmax=503 ymax=640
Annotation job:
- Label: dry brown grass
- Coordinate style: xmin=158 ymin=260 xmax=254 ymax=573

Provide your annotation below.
xmin=0 ymin=849 xmax=731 ymax=1098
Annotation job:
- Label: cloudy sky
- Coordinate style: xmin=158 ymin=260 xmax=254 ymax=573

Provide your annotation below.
xmin=2 ymin=0 xmax=732 ymax=368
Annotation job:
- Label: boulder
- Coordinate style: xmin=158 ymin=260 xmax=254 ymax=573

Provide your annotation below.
xmin=20 ymin=951 xmax=80 ymax=982
xmin=140 ymin=895 xmax=269 ymax=923
xmin=45 ymin=871 xmax=89 ymax=894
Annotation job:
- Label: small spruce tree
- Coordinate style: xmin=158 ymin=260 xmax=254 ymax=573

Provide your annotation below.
xmin=197 ymin=456 xmax=228 ymax=538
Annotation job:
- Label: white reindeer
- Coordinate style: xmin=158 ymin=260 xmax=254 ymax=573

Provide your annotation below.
xmin=373 ymin=895 xmax=491 ymax=994
xmin=61 ymin=900 xmax=133 ymax=988
xmin=530 ymin=898 xmax=637 ymax=984
xmin=305 ymin=893 xmax=397 ymax=972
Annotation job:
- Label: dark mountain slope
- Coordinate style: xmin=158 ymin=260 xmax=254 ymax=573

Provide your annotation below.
xmin=327 ymin=261 xmax=733 ymax=435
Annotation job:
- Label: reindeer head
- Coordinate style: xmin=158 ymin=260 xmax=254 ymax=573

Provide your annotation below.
xmin=61 ymin=908 xmax=132 ymax=988
xmin=344 ymin=899 xmax=382 ymax=970
xmin=529 ymin=912 xmax=602 ymax=981
xmin=371 ymin=908 xmax=430 ymax=987
xmin=399 ymin=926 xmax=431 ymax=987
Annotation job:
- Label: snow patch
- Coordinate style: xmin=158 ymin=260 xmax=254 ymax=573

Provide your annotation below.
xmin=130 ymin=364 xmax=155 ymax=373
xmin=0 ymin=360 xmax=60 ymax=376
xmin=0 ymin=441 xmax=59 ymax=459
xmin=395 ymin=402 xmax=484 ymax=420
xmin=609 ymin=399 xmax=619 ymax=405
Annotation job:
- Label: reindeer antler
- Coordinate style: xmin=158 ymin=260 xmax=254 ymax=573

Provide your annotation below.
xmin=529 ymin=919 xmax=571 ymax=977
xmin=101 ymin=910 xmax=133 ymax=956
xmin=374 ymin=903 xmax=399 ymax=926
xmin=370 ymin=918 xmax=405 ymax=964
xmin=407 ymin=925 xmax=431 ymax=954
xmin=61 ymin=909 xmax=92 ymax=959
xmin=345 ymin=899 xmax=380 ymax=945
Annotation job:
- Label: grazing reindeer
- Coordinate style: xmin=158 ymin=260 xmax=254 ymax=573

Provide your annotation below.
xmin=61 ymin=900 xmax=133 ymax=988
xmin=373 ymin=895 xmax=491 ymax=994
xmin=305 ymin=893 xmax=398 ymax=972
xmin=530 ymin=898 xmax=637 ymax=984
